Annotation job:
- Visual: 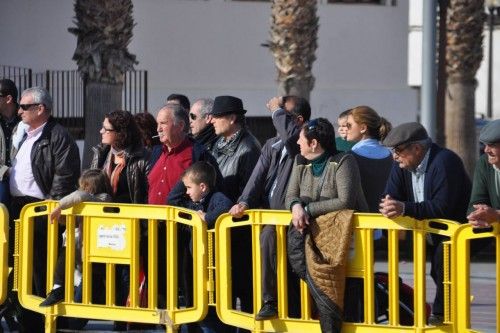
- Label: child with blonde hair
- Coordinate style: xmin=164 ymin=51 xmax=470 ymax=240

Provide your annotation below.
xmin=40 ymin=169 xmax=112 ymax=307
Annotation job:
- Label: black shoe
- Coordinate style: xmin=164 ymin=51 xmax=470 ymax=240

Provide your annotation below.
xmin=255 ymin=302 xmax=277 ymax=321
xmin=428 ymin=314 xmax=444 ymax=325
xmin=112 ymin=321 xmax=128 ymax=331
xmin=39 ymin=287 xmax=64 ymax=307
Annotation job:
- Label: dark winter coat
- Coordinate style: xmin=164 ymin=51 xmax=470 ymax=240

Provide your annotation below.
xmin=90 ymin=143 xmax=150 ymax=204
xmin=11 ymin=117 xmax=81 ymax=199
xmin=211 ymin=128 xmax=261 ymax=202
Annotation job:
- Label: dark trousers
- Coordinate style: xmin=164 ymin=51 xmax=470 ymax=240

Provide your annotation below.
xmin=260 ymin=225 xmax=276 ymax=304
xmin=429 ymin=239 xmax=444 ymax=316
xmin=231 ymin=227 xmax=253 ymax=313
xmin=9 ymin=195 xmax=47 ymax=332
xmin=261 ymin=225 xmax=302 ymax=317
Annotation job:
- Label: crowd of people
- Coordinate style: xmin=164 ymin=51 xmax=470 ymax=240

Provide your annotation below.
xmin=0 ymin=77 xmax=498 ymax=333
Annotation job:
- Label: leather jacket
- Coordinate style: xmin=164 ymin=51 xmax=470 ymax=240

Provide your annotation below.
xmin=11 ymin=117 xmax=81 ymax=199
xmin=211 ymin=128 xmax=261 ymax=202
xmin=90 ymin=143 xmax=150 ymax=204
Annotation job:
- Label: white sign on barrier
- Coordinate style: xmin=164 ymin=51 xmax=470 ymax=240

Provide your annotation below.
xmin=96 ymin=224 xmax=126 ymax=251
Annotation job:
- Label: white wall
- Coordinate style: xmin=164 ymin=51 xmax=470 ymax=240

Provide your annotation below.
xmin=407 ymin=0 xmax=500 ymax=119
xmin=0 ymin=0 xmax=417 ymax=126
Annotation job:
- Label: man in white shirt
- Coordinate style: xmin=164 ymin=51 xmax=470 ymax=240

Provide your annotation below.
xmin=8 ymin=86 xmax=80 ymax=331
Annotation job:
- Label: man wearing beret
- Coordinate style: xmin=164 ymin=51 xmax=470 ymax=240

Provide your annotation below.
xmin=210 ymin=95 xmax=261 ymax=318
xmin=379 ymin=122 xmax=471 ymax=325
xmin=467 ymin=119 xmax=500 ymax=227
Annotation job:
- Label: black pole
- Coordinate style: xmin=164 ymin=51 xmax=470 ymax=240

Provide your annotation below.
xmin=487 ymin=6 xmax=494 ymax=119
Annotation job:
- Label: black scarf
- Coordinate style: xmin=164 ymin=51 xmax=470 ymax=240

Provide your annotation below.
xmin=194 ymin=124 xmax=218 ymax=150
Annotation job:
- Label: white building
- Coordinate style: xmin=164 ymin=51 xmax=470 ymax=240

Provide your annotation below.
xmin=1 ymin=1 xmax=497 ymax=127
xmin=0 ymin=0 xmax=418 ymax=125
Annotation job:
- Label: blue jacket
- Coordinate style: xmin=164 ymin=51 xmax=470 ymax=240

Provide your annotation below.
xmin=384 ymin=143 xmax=471 ymax=223
xmin=185 ymin=191 xmax=233 ymax=229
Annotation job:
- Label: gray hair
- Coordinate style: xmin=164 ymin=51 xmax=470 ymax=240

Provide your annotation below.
xmin=194 ymin=98 xmax=214 ymax=118
xmin=163 ymin=103 xmax=189 ymax=133
xmin=21 ymin=86 xmax=53 ymax=111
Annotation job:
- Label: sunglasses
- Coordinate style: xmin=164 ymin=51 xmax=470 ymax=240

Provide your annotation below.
xmin=19 ymin=103 xmax=41 ymax=111
xmin=189 ymin=113 xmax=198 ymax=121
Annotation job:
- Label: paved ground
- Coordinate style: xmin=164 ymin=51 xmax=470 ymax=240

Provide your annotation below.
xmin=1 ymin=262 xmax=496 ymax=332
xmin=375 ymin=261 xmax=497 ymax=333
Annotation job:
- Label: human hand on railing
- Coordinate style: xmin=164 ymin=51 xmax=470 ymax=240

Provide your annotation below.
xmin=50 ymin=206 xmax=62 ymax=224
xmin=291 ymin=203 xmax=309 ymax=234
xmin=467 ymin=204 xmax=499 ymax=228
xmin=197 ymin=210 xmax=206 ymax=223
xmin=379 ymin=194 xmax=404 ymax=218
xmin=229 ymin=202 xmax=248 ymax=218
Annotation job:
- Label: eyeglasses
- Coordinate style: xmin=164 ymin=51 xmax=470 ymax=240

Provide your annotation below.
xmin=390 ymin=142 xmax=413 ymax=155
xmin=101 ymin=126 xmax=116 ymax=133
xmin=19 ymin=103 xmax=41 ymax=111
xmin=189 ymin=113 xmax=198 ymax=121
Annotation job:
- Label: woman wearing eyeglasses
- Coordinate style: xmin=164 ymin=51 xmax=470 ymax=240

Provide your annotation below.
xmin=286 ymin=117 xmax=367 ymax=333
xmin=90 ymin=110 xmax=150 ymax=329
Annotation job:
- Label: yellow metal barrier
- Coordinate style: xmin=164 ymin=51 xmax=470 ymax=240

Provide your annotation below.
xmin=15 ymin=201 xmax=208 ymax=333
xmin=0 ymin=203 xmax=8 ymax=306
xmin=215 ymin=210 xmax=462 ymax=333
xmin=452 ymin=223 xmax=499 ymax=333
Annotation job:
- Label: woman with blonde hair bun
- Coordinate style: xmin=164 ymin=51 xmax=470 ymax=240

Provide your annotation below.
xmin=346 ymin=106 xmax=393 ymax=214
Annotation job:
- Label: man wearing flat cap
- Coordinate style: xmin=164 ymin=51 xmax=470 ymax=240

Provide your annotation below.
xmin=210 ymin=95 xmax=261 ymax=317
xmin=467 ymin=119 xmax=500 ymax=227
xmin=379 ymin=121 xmax=471 ymax=325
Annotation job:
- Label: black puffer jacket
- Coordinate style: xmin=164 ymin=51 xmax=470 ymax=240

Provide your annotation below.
xmin=90 ymin=143 xmax=150 ymax=204
xmin=210 ymin=128 xmax=261 ymax=202
xmin=11 ymin=117 xmax=81 ymax=199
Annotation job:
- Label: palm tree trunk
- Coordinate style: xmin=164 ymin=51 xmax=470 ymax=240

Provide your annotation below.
xmin=445 ymin=80 xmax=477 ymax=175
xmin=445 ymin=0 xmax=485 ymax=176
xmin=82 ymin=82 xmax=122 ymax=167
xmin=269 ymin=0 xmax=318 ymax=101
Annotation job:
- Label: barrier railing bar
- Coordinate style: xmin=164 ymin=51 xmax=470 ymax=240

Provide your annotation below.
xmin=388 ymin=229 xmax=400 ymax=326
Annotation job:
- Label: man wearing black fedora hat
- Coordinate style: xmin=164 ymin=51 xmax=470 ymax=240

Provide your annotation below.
xmin=210 ymin=95 xmax=261 ymax=202
xmin=379 ymin=122 xmax=471 ymax=325
xmin=210 ymin=95 xmax=261 ymax=317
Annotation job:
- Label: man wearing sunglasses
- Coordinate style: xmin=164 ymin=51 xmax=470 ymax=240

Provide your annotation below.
xmin=189 ymin=98 xmax=218 ymax=151
xmin=8 ymin=86 xmax=80 ymax=331
xmin=379 ymin=122 xmax=471 ymax=325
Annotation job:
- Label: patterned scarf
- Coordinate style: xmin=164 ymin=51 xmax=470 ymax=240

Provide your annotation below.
xmin=106 ymin=148 xmax=126 ymax=195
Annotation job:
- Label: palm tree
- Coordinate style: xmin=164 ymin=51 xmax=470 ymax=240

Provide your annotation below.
xmin=445 ymin=0 xmax=486 ymax=175
xmin=69 ymin=0 xmax=137 ymax=166
xmin=267 ymin=0 xmax=318 ymax=100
